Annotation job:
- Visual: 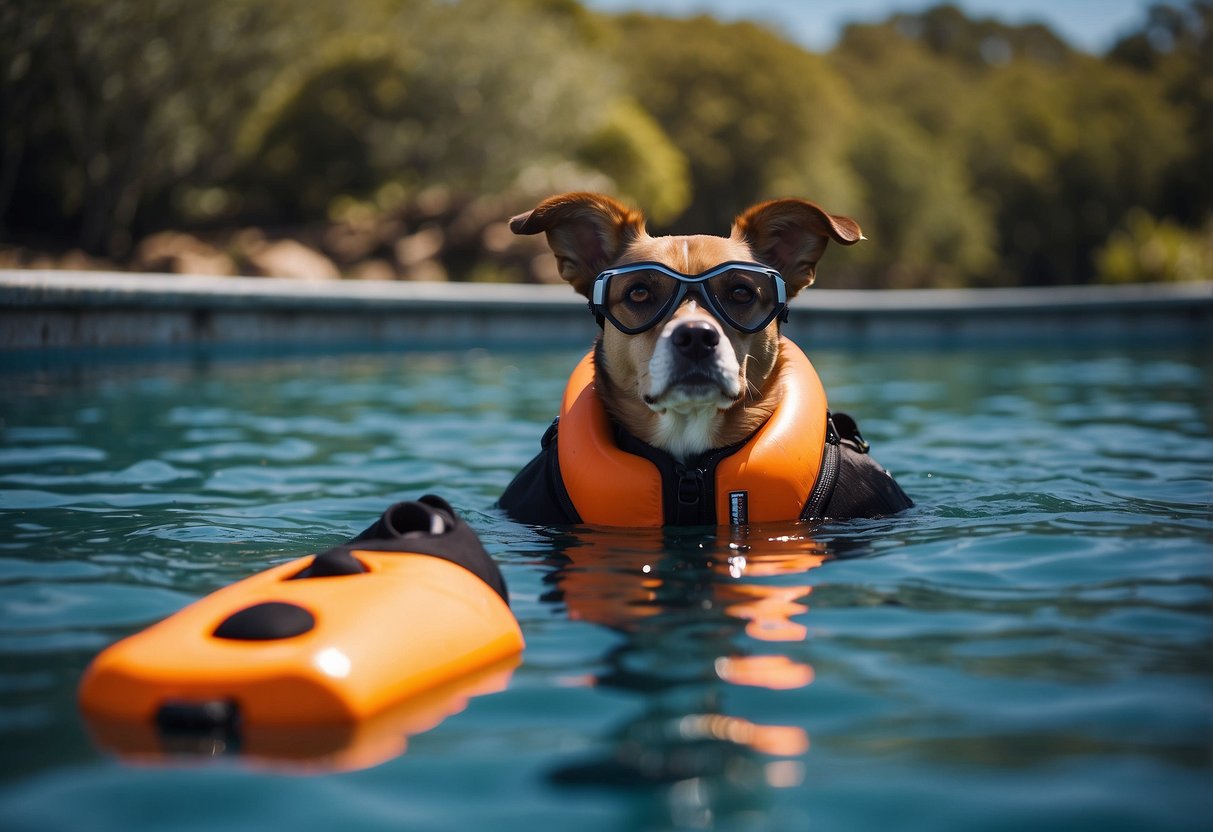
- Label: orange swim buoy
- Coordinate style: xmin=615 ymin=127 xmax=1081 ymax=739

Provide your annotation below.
xmin=78 ymin=496 xmax=524 ymax=729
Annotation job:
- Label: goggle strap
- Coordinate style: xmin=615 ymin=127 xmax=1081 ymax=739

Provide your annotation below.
xmin=587 ymin=299 xmax=605 ymax=329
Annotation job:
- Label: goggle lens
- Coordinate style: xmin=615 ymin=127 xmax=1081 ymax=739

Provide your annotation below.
xmin=707 ymin=268 xmax=780 ymax=331
xmin=604 ymin=269 xmax=679 ymax=332
xmin=595 ymin=263 xmax=786 ymax=334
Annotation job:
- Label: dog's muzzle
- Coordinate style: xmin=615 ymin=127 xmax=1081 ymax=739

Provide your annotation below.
xmin=644 ymin=315 xmax=742 ymax=406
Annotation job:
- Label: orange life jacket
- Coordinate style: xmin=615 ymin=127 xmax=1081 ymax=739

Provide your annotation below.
xmin=556 ymin=338 xmax=832 ymax=526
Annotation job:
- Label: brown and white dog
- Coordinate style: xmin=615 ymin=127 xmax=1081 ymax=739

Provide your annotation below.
xmin=498 ymin=192 xmax=911 ymax=525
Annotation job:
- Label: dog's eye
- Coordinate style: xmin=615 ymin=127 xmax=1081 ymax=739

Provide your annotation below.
xmin=627 ymin=285 xmax=652 ymax=304
xmin=729 ymin=285 xmax=755 ymax=304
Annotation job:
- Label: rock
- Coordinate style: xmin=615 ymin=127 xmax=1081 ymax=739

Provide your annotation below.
xmin=413 ymin=185 xmax=453 ymax=220
xmin=401 ymin=260 xmax=448 ymax=282
xmin=349 ymin=259 xmax=398 ymax=281
xmin=323 ymin=222 xmax=378 ymax=264
xmin=394 ymin=226 xmax=445 ymax=268
xmin=244 ymin=239 xmax=341 ymax=280
xmin=59 ymin=249 xmax=116 ymax=271
xmin=132 ymin=232 xmax=235 ymax=276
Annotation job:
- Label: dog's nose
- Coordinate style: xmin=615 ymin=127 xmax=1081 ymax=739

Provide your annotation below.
xmin=671 ymin=320 xmax=720 ymax=360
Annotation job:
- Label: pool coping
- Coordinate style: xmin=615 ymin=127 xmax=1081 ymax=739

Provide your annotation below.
xmin=2 ymin=269 xmax=1210 ymax=350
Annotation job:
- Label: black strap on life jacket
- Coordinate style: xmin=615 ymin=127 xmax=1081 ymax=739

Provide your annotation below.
xmin=801 ymin=411 xmax=871 ymax=522
xmin=540 ymin=418 xmax=582 ymax=523
xmin=830 ymin=411 xmax=870 ymax=454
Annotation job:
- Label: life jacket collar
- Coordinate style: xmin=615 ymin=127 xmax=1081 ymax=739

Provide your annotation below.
xmin=555 ymin=337 xmax=833 ymax=527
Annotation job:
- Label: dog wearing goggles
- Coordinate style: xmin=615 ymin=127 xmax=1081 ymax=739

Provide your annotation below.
xmin=503 ymin=191 xmax=912 ymax=523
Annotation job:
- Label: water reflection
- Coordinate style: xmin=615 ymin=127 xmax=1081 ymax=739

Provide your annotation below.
xmin=82 ymin=657 xmax=519 ymax=775
xmin=540 ymin=523 xmax=855 ymax=821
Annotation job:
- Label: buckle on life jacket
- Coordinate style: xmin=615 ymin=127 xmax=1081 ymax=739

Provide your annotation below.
xmin=541 ymin=417 xmax=560 ymax=449
xmin=671 ymin=465 xmax=712 ymax=525
xmin=676 ymin=467 xmax=705 ymax=505
xmin=829 ymin=412 xmax=870 ymax=454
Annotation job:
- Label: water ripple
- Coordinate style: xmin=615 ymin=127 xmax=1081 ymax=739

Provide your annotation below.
xmin=0 ymin=344 xmax=1207 ymax=831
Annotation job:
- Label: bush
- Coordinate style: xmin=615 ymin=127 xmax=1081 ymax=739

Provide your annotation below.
xmin=1096 ymin=209 xmax=1213 ymax=283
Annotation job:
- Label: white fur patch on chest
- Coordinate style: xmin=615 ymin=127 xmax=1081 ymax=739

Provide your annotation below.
xmin=651 ymin=407 xmax=720 ymax=461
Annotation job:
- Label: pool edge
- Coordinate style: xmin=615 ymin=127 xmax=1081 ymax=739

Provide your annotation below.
xmin=2 ymin=269 xmax=1210 ymax=351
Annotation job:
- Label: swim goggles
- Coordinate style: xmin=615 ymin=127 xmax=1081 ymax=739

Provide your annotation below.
xmin=590 ymin=261 xmax=789 ymax=334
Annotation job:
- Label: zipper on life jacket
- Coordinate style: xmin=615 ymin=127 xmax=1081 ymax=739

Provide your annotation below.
xmin=801 ymin=412 xmax=842 ymax=521
xmin=669 ymin=436 xmax=748 ymax=526
xmin=612 ymin=425 xmax=744 ymax=526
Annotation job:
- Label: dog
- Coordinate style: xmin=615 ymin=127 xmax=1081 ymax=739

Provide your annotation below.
xmin=498 ymin=192 xmax=912 ymax=526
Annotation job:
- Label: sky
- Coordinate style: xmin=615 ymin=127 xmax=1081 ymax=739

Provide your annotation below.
xmin=580 ymin=0 xmax=1158 ymax=53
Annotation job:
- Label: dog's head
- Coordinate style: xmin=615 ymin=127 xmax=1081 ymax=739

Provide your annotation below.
xmin=511 ymin=192 xmax=861 ymax=459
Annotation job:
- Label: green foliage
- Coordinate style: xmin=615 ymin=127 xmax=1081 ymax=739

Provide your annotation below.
xmin=0 ymin=0 xmax=293 ymax=253
xmin=574 ymin=98 xmax=691 ymax=226
xmin=832 ymin=4 xmax=1198 ymax=286
xmin=0 ymin=0 xmax=687 ymax=256
xmin=216 ymin=0 xmax=644 ymax=223
xmin=1096 ymin=209 xmax=1213 ymax=283
xmin=832 ymin=19 xmax=974 ymax=138
xmin=877 ymin=3 xmax=1073 ymax=68
xmin=1108 ymin=2 xmax=1213 ymax=223
xmin=234 ymin=45 xmax=417 ymax=223
xmin=824 ymin=20 xmax=1000 ymax=286
xmin=1 ymin=0 xmax=1208 ymax=287
xmin=607 ymin=14 xmax=860 ymax=235
xmin=843 ymin=111 xmax=995 ymax=288
xmin=960 ymin=57 xmax=1186 ymax=284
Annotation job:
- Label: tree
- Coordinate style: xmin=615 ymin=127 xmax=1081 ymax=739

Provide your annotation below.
xmin=608 ymin=14 xmax=861 ymax=235
xmin=962 ymin=57 xmax=1187 ymax=283
xmin=832 ymin=3 xmax=1193 ymax=285
xmin=1109 ymin=2 xmax=1213 ymax=224
xmin=0 ymin=0 xmax=296 ymax=255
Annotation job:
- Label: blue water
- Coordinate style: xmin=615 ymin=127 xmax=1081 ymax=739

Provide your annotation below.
xmin=0 ymin=342 xmax=1210 ymax=831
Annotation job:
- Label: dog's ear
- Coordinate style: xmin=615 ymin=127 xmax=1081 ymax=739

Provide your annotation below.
xmin=731 ymin=199 xmax=862 ymax=294
xmin=510 ymin=192 xmax=646 ymax=298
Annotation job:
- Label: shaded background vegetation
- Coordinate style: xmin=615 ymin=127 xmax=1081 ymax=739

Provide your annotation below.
xmin=1 ymin=0 xmax=1209 ymax=287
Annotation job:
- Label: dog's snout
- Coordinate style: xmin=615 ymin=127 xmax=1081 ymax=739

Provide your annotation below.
xmin=671 ymin=320 xmax=721 ymax=360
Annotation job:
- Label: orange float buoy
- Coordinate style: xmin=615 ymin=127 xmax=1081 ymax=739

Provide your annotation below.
xmin=78 ymin=496 xmax=524 ymax=731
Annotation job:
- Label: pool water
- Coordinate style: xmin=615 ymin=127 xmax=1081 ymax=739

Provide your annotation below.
xmin=0 ymin=342 xmax=1210 ymax=831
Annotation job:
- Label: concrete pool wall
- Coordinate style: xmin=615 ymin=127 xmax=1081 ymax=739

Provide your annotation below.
xmin=2 ymin=269 xmax=1210 ymax=351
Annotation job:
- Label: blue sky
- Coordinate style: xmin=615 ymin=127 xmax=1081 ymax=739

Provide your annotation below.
xmin=580 ymin=0 xmax=1157 ymax=53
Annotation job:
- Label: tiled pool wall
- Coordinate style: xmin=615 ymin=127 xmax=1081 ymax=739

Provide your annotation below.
xmin=2 ymin=270 xmax=1210 ymax=351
